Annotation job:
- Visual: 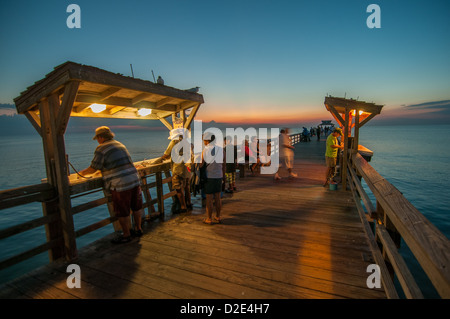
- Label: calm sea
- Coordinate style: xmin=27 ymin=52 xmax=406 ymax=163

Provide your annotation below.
xmin=0 ymin=124 xmax=449 ymax=297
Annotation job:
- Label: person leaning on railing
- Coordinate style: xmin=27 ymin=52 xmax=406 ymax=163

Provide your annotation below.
xmin=323 ymin=127 xmax=344 ymax=187
xmin=79 ymin=126 xmax=144 ymax=244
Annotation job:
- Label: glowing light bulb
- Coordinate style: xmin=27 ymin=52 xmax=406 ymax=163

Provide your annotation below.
xmin=90 ymin=104 xmax=106 ymax=113
xmin=138 ymin=108 xmax=152 ymax=116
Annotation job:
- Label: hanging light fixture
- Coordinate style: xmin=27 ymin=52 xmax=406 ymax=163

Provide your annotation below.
xmin=90 ymin=103 xmax=106 ymax=113
xmin=137 ymin=108 xmax=152 ymax=116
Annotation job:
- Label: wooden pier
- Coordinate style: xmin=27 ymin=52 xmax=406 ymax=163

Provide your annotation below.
xmin=0 ymin=141 xmax=387 ymax=299
xmin=1 ymin=63 xmax=449 ymax=299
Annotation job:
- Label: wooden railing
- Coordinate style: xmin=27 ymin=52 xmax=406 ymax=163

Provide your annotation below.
xmin=0 ymin=160 xmax=176 ymax=272
xmin=347 ymin=151 xmax=450 ymax=298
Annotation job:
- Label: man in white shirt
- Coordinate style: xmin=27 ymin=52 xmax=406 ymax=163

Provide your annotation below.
xmin=274 ymin=128 xmax=297 ymax=180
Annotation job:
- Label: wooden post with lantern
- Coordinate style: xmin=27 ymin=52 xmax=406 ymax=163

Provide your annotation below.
xmin=324 ymin=96 xmax=383 ymax=190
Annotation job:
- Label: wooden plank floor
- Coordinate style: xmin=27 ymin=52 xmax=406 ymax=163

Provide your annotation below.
xmin=0 ymin=140 xmax=386 ymax=299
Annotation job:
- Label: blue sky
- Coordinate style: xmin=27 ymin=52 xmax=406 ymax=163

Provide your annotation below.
xmin=1 ymin=0 xmax=449 ymax=124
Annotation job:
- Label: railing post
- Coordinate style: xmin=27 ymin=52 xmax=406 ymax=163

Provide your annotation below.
xmin=375 ymin=201 xmax=396 ymax=281
xmin=156 ymin=171 xmax=165 ymax=219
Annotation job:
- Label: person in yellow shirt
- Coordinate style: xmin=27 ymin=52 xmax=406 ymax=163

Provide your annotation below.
xmin=324 ymin=128 xmax=344 ymax=186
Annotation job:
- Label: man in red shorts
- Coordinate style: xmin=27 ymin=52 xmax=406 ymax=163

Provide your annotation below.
xmin=79 ymin=126 xmax=143 ymax=244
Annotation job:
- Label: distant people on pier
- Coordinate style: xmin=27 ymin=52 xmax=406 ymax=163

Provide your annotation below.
xmin=201 ymin=133 xmax=225 ymax=225
xmin=274 ymin=128 xmax=297 ymax=180
xmin=249 ymin=136 xmax=261 ymax=175
xmin=160 ymin=128 xmax=192 ymax=214
xmin=224 ymin=136 xmax=237 ymax=193
xmin=317 ymin=125 xmax=321 ymax=141
xmin=324 ymin=127 xmax=344 ymax=187
xmin=301 ymin=127 xmax=311 ymax=142
xmin=79 ymin=126 xmax=144 ymax=244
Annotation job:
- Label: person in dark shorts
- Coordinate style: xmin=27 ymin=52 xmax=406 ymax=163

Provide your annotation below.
xmin=80 ymin=126 xmax=143 ymax=244
xmin=201 ymin=133 xmax=225 ymax=224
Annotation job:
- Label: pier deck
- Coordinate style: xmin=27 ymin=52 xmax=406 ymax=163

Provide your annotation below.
xmin=0 ymin=140 xmax=386 ymax=299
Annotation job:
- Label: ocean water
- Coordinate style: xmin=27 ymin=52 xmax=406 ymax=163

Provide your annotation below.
xmin=0 ymin=124 xmax=449 ymax=297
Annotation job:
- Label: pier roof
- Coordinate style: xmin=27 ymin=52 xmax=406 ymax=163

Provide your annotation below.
xmin=14 ymin=61 xmax=204 ymax=131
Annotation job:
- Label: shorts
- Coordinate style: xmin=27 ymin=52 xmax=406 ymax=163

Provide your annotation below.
xmin=279 ymin=155 xmax=293 ymax=170
xmin=325 ymin=156 xmax=337 ymax=168
xmin=204 ymin=178 xmax=222 ymax=194
xmin=111 ymin=186 xmax=143 ymax=218
xmin=172 ymin=174 xmax=187 ymax=190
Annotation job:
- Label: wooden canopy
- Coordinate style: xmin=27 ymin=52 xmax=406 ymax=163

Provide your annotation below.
xmin=12 ymin=62 xmax=205 ymax=262
xmin=14 ymin=61 xmax=204 ymax=134
xmin=324 ymin=96 xmax=383 ymax=130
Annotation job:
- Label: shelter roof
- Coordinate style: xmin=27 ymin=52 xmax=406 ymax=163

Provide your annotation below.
xmin=324 ymin=96 xmax=383 ymax=115
xmin=14 ymin=61 xmax=204 ymax=121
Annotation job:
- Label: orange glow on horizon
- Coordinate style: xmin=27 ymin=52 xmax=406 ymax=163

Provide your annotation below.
xmin=195 ymin=105 xmax=331 ymax=125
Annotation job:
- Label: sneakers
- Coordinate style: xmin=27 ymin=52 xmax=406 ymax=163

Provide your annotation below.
xmin=129 ymin=229 xmax=143 ymax=238
xmin=274 ymin=174 xmax=281 ymax=180
xmin=111 ymin=235 xmax=132 ymax=244
xmin=289 ymin=173 xmax=298 ymax=178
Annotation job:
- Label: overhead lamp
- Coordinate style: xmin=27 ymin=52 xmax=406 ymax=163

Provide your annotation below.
xmin=138 ymin=108 xmax=152 ymax=116
xmin=351 ymin=110 xmax=364 ymax=116
xmin=90 ymin=103 xmax=106 ymax=113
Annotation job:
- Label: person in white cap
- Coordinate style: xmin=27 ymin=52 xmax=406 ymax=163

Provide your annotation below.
xmin=160 ymin=128 xmax=192 ymax=213
xmin=79 ymin=126 xmax=143 ymax=244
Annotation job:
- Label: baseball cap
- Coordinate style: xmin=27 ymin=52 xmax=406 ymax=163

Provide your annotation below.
xmin=333 ymin=128 xmax=343 ymax=136
xmin=93 ymin=126 xmax=115 ymax=140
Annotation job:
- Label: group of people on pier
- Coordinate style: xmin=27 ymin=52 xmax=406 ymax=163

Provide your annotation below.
xmin=79 ymin=124 xmax=344 ymax=243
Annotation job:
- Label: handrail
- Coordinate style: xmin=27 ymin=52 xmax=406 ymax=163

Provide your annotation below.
xmin=348 ymin=151 xmax=450 ymax=298
xmin=0 ymin=159 xmax=176 ymax=272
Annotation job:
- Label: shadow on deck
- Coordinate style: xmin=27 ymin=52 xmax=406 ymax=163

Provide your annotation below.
xmin=0 ymin=140 xmax=386 ymax=299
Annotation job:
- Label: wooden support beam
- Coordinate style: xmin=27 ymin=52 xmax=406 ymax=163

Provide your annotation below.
xmin=158 ymin=116 xmax=173 ymax=130
xmin=156 ymin=97 xmax=177 ymax=108
xmin=359 ymin=113 xmax=377 ymax=128
xmin=109 ymin=106 xmax=126 ymax=115
xmin=99 ymin=87 xmax=121 ymax=101
xmin=341 ymin=106 xmax=350 ymax=191
xmin=24 ymin=110 xmax=42 ymax=137
xmin=326 ymin=104 xmax=345 ymax=127
xmin=48 ymin=93 xmax=78 ymax=261
xmin=39 ymin=99 xmax=64 ymax=261
xmin=132 ymin=93 xmax=152 ymax=105
xmin=57 ymin=81 xmax=80 ymax=135
xmin=354 ymin=108 xmax=360 ymax=152
xmin=180 ymin=109 xmax=186 ymax=126
xmin=184 ymin=104 xmax=200 ymax=130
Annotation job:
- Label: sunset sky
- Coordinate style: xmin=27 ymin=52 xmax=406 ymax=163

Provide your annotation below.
xmin=1 ymin=0 xmax=449 ymax=126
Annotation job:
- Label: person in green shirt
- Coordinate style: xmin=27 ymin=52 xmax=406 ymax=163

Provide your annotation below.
xmin=324 ymin=127 xmax=344 ymax=186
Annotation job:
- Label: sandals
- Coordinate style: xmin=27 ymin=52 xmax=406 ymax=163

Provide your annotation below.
xmin=111 ymin=235 xmax=132 ymax=244
xmin=203 ymin=217 xmax=222 ymax=225
xmin=203 ymin=218 xmax=213 ymax=225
